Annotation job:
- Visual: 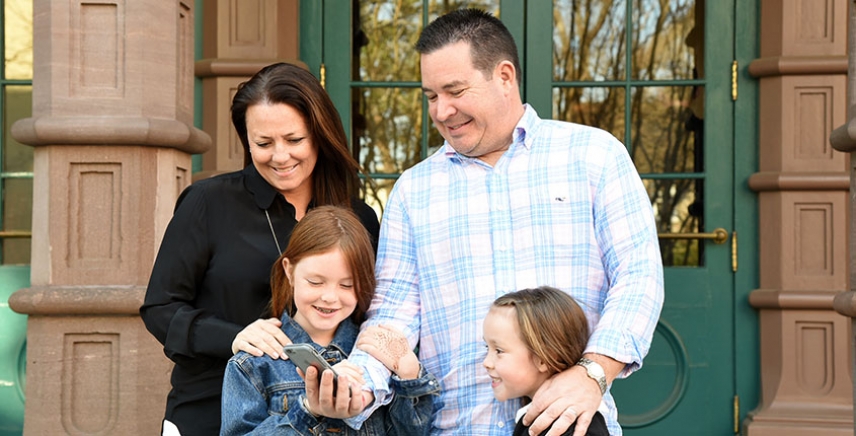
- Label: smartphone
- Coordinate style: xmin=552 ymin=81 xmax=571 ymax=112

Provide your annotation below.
xmin=283 ymin=343 xmax=346 ymax=394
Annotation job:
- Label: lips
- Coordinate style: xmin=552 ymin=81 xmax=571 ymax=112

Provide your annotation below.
xmin=271 ymin=163 xmax=298 ymax=176
xmin=313 ymin=306 xmax=338 ymax=315
xmin=445 ymin=119 xmax=472 ymax=132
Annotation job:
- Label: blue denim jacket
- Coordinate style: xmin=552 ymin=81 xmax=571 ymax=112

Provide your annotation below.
xmin=221 ymin=316 xmax=440 ymax=435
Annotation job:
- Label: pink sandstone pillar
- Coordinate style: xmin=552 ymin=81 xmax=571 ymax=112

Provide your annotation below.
xmin=746 ymin=0 xmax=852 ymax=434
xmin=8 ymin=1 xmax=209 ymax=434
xmin=831 ymin=0 xmax=856 ymax=434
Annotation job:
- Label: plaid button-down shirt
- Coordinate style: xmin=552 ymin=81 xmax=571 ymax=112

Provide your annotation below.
xmin=349 ymin=105 xmax=664 ymax=436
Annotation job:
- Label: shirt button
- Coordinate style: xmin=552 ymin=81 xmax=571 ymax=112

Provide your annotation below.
xmin=498 ymin=422 xmax=505 ymax=428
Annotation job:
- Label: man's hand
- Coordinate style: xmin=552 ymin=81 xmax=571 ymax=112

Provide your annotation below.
xmin=231 ymin=318 xmax=292 ymax=358
xmin=302 ymin=366 xmax=371 ymax=419
xmin=356 ymin=324 xmax=420 ymax=379
xmin=523 ymin=365 xmax=602 ymax=436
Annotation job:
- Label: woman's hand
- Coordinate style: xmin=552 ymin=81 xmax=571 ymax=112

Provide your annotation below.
xmin=356 ymin=324 xmax=420 ymax=379
xmin=231 ymin=318 xmax=292 ymax=359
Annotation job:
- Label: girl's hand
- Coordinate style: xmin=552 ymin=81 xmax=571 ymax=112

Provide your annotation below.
xmin=332 ymin=360 xmax=366 ymax=387
xmin=356 ymin=325 xmax=420 ymax=379
xmin=231 ymin=318 xmax=292 ymax=359
xmin=302 ymin=366 xmax=369 ymax=419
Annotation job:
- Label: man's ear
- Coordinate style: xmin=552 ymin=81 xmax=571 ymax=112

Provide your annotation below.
xmin=496 ymin=60 xmax=517 ymax=88
xmin=283 ymin=257 xmax=294 ymax=283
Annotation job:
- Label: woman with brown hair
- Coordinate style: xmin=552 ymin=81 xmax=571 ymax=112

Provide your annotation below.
xmin=140 ymin=63 xmax=379 ymax=436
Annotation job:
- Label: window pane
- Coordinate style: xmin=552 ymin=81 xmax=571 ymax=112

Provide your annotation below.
xmin=553 ymin=0 xmax=627 ymax=82
xmin=644 ymin=178 xmax=703 ymax=267
xmin=356 ymin=1 xmax=422 ymax=82
xmin=2 ymin=178 xmax=32 ymax=265
xmin=355 ymin=86 xmax=424 ymax=174
xmin=4 ymin=85 xmax=33 ymax=172
xmin=552 ymin=86 xmax=626 ymax=145
xmin=429 ymin=1 xmax=498 ymax=20
xmin=629 ymin=85 xmax=701 ymax=174
xmin=631 ymin=0 xmax=698 ymax=81
xmin=5 ymin=0 xmax=33 ymax=80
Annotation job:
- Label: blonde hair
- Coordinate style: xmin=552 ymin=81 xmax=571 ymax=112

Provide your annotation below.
xmin=491 ymin=286 xmax=589 ymax=374
xmin=269 ymin=206 xmax=375 ymax=323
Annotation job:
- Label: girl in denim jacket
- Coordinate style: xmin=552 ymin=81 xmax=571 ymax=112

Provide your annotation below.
xmin=221 ymin=206 xmax=439 ymax=435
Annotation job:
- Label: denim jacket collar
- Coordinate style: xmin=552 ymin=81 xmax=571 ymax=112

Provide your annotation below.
xmin=280 ymin=314 xmax=358 ymax=355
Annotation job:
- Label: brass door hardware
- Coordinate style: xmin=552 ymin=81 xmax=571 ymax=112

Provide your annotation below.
xmin=658 ymin=227 xmax=729 ymax=245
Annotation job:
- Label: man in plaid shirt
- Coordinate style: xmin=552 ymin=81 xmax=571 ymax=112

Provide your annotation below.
xmin=308 ymin=8 xmax=664 ymax=436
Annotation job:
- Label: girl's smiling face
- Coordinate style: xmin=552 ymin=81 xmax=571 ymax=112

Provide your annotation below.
xmin=285 ymin=247 xmax=357 ymax=345
xmin=482 ymin=306 xmax=552 ymax=402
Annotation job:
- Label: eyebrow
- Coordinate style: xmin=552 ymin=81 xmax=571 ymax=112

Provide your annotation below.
xmin=422 ymin=80 xmax=468 ymax=94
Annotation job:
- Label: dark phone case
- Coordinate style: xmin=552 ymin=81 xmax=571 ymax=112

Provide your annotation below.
xmin=283 ymin=343 xmax=345 ymax=393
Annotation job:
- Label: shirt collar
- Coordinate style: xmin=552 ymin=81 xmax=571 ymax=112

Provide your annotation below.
xmin=515 ymin=403 xmax=531 ymax=423
xmin=243 ymin=164 xmax=280 ymax=210
xmin=512 ymin=103 xmax=539 ymax=151
xmin=280 ymin=314 xmax=359 ymax=355
xmin=440 ymin=103 xmax=538 ymax=161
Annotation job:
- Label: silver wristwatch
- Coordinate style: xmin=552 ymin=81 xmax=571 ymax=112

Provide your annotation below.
xmin=576 ymin=357 xmax=608 ymax=394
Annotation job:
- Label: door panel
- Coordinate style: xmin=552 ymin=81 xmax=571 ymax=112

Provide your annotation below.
xmin=312 ymin=1 xmax=737 ymax=433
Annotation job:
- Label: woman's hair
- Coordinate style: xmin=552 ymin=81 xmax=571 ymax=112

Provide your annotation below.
xmin=415 ymin=8 xmax=521 ymax=85
xmin=270 ymin=206 xmax=376 ymax=324
xmin=231 ymin=62 xmax=363 ymax=206
xmin=491 ymin=286 xmax=589 ymax=374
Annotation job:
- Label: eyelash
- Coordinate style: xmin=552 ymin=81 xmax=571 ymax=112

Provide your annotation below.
xmin=254 ymin=138 xmax=304 ymax=147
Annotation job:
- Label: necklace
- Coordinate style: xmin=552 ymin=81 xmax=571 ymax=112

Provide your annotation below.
xmin=264 ymin=209 xmax=282 ymax=255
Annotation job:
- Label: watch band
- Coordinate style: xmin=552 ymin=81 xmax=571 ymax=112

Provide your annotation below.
xmin=577 ymin=357 xmax=608 ymax=395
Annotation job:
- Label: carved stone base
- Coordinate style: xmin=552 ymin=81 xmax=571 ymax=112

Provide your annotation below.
xmin=10 ymin=286 xmax=172 ymax=435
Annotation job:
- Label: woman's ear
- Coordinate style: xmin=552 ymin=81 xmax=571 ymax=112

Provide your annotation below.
xmin=283 ymin=257 xmax=294 ymax=283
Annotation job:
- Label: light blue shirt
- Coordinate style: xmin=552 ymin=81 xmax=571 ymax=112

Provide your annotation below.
xmin=349 ymin=105 xmax=664 ymax=435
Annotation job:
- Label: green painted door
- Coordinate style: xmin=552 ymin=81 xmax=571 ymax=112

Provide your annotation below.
xmin=306 ymin=1 xmax=751 ymax=433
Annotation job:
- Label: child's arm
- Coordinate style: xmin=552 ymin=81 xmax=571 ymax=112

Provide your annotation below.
xmin=221 ymin=355 xmax=272 ymax=435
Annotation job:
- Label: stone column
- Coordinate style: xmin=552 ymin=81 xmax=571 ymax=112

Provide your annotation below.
xmin=195 ymin=0 xmax=303 ymax=179
xmin=9 ymin=1 xmax=210 ymax=435
xmin=831 ymin=0 xmax=856 ymax=434
xmin=745 ymin=0 xmax=852 ymax=434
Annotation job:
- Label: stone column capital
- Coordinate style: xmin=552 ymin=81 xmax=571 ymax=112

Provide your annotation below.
xmin=11 ymin=116 xmax=210 ymax=154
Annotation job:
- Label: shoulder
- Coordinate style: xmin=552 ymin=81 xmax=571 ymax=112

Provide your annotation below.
xmin=532 ymin=119 xmax=622 ymax=151
xmin=350 ymin=199 xmax=379 ymax=226
xmin=350 ymin=198 xmax=380 ymax=242
xmin=176 ymin=170 xmax=246 ymax=207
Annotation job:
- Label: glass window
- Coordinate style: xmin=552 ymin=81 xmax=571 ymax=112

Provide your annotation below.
xmin=2 ymin=0 xmax=34 ymax=265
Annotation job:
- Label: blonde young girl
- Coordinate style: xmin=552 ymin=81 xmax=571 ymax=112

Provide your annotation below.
xmin=483 ymin=286 xmax=609 ymax=436
xmin=221 ymin=206 xmax=437 ymax=435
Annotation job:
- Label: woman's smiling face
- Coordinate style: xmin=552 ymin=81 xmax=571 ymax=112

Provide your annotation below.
xmin=246 ymin=102 xmax=317 ymax=202
xmin=285 ymin=247 xmax=357 ymax=346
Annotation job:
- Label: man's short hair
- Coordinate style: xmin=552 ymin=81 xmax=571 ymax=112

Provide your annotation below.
xmin=416 ymin=8 xmax=522 ymax=84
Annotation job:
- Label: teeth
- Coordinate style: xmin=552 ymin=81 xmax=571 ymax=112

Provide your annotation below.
xmin=316 ymin=307 xmax=336 ymax=314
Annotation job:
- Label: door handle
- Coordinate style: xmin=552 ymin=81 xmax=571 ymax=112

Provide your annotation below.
xmin=657 ymin=227 xmax=729 ymax=245
xmin=0 ymin=231 xmax=31 ymax=239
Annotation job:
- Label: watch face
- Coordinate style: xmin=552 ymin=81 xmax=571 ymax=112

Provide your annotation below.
xmin=579 ymin=358 xmax=607 ymax=394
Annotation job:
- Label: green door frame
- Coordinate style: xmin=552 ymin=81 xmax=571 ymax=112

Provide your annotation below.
xmin=732 ymin=0 xmax=760 ymax=427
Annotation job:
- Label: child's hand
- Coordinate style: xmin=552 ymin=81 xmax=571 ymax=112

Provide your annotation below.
xmin=333 ymin=361 xmax=367 ymax=387
xmin=356 ymin=325 xmax=420 ymax=379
